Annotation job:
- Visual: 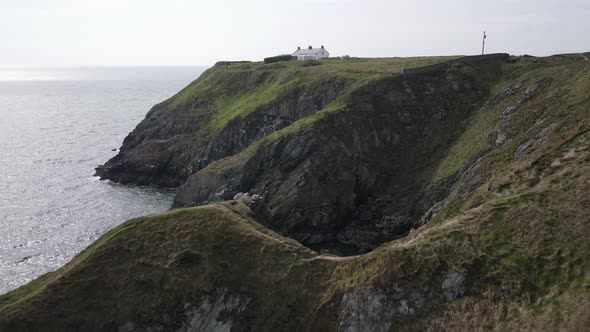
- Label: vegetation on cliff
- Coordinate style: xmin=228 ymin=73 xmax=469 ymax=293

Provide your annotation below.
xmin=3 ymin=54 xmax=589 ymax=331
xmin=170 ymin=54 xmax=588 ymax=255
xmin=95 ymin=56 xmax=457 ymax=187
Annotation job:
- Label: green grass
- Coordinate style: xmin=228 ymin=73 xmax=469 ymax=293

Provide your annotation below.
xmin=431 ymin=56 xmax=589 ymax=182
xmin=157 ymin=56 xmax=463 ymax=139
xmin=3 ymin=160 xmax=590 ymax=329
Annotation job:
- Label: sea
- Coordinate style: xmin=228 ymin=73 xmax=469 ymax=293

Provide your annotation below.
xmin=0 ymin=66 xmax=206 ymax=294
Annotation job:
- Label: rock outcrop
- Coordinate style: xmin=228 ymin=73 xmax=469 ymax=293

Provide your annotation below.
xmin=172 ymin=67 xmax=497 ymax=253
xmin=96 ymin=66 xmax=347 ymax=187
xmin=97 ymin=54 xmax=588 ymax=256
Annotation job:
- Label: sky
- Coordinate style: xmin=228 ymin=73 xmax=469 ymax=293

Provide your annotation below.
xmin=1 ymin=0 xmax=589 ymax=66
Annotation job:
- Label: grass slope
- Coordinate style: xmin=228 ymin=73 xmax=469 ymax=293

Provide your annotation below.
xmin=159 ymin=56 xmax=459 ymax=136
xmin=2 ymin=143 xmax=589 ymax=330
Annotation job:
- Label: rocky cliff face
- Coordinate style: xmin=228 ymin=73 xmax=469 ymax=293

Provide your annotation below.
xmin=96 ymin=55 xmax=587 ymax=256
xmin=95 ymin=65 xmax=347 ymax=187
xmin=4 ymin=54 xmax=589 ymax=331
xmin=173 ymin=64 xmax=500 ymax=253
xmin=98 ymin=57 xmax=510 ymax=254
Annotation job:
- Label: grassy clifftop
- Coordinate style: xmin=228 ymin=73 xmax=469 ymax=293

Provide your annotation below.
xmin=173 ymin=57 xmax=459 ymax=131
xmin=95 ymin=56 xmax=460 ymax=186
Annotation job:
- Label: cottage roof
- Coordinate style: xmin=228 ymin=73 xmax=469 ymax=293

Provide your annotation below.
xmin=292 ymin=47 xmax=328 ymax=56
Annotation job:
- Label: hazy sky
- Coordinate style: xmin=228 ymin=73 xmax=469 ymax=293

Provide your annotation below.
xmin=1 ymin=0 xmax=589 ymax=66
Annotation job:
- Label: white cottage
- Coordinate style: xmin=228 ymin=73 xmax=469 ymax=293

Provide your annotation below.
xmin=292 ymin=46 xmax=329 ymax=61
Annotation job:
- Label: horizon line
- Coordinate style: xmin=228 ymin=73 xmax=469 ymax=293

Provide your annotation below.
xmin=2 ymin=51 xmax=588 ymax=68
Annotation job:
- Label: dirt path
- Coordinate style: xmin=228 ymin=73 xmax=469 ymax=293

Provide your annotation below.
xmin=582 ymin=53 xmax=589 ymax=61
xmin=389 ymin=204 xmax=487 ymax=250
xmin=213 ymin=201 xmax=363 ymax=262
xmin=215 ymin=203 xmax=294 ymax=245
xmin=303 ymin=254 xmax=359 ymax=262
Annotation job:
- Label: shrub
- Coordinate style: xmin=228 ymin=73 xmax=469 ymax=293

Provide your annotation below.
xmin=214 ymin=61 xmax=251 ymax=66
xmin=300 ymin=60 xmax=322 ymax=67
xmin=170 ymin=249 xmax=201 ymax=267
xmin=257 ymin=63 xmax=287 ymax=70
xmin=264 ymin=54 xmax=294 ymax=64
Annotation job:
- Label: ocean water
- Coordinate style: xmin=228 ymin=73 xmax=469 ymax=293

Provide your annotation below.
xmin=0 ymin=66 xmax=206 ymax=294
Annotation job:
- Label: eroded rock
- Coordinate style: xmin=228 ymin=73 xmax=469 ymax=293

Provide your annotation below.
xmin=174 ymin=63 xmax=501 ymax=255
xmin=118 ymin=288 xmax=250 ymax=332
xmin=488 ymin=79 xmax=552 ymax=150
xmin=339 ymin=285 xmax=427 ymax=332
xmin=513 ymin=123 xmax=559 ymax=160
xmin=441 ymin=271 xmax=466 ymax=301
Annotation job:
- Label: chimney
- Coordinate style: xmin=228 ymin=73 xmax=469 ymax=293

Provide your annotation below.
xmin=297 ymin=46 xmax=301 ymax=50
xmin=321 ymin=45 xmax=324 ymax=49
xmin=308 ymin=46 xmax=312 ymax=50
